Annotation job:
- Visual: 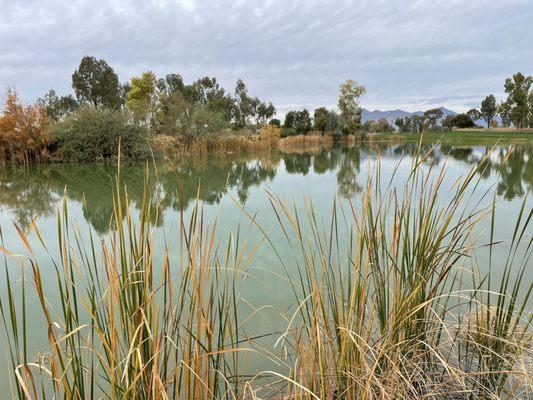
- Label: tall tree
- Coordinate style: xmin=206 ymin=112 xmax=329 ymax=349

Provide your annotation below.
xmin=234 ymin=79 xmax=250 ymax=128
xmin=480 ymin=94 xmax=497 ymax=128
xmin=423 ymin=108 xmax=444 ymax=131
xmin=72 ymin=56 xmax=122 ymax=109
xmin=313 ymin=107 xmax=330 ymax=133
xmin=126 ymin=71 xmax=157 ymax=125
xmin=338 ymin=80 xmax=366 ymax=135
xmin=504 ymin=72 xmax=532 ymax=128
xmin=498 ymin=101 xmax=512 ymax=127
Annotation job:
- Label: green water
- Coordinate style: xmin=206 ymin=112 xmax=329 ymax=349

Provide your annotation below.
xmin=0 ymin=141 xmax=531 ymax=391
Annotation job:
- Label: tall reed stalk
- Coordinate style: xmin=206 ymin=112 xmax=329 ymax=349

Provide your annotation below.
xmin=0 ymin=147 xmax=531 ymax=399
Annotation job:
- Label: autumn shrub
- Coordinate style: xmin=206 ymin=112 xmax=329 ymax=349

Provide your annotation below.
xmin=0 ymin=90 xmax=51 ymax=164
xmin=51 ymin=106 xmax=150 ymax=162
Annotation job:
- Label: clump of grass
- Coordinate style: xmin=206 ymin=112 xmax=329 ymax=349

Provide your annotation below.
xmin=0 ymin=146 xmax=531 ymax=399
xmin=0 ymin=161 xmax=260 ymax=399
xmin=254 ymin=148 xmax=532 ymax=399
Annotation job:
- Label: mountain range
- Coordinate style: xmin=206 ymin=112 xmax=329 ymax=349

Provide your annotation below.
xmin=361 ymin=107 xmax=458 ymax=124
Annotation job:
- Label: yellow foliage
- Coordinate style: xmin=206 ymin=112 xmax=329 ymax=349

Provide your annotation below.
xmin=257 ymin=124 xmax=281 ymax=142
xmin=0 ymin=90 xmax=51 ymax=163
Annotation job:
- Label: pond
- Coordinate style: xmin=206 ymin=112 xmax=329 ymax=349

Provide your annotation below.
xmin=0 ymin=140 xmax=531 ymax=395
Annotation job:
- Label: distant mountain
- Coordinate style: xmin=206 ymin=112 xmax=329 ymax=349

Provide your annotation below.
xmin=361 ymin=107 xmax=458 ymax=124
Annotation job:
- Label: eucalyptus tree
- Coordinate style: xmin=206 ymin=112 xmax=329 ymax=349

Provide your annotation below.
xmin=72 ymin=56 xmax=122 ymax=109
xmin=338 ymin=80 xmax=366 ymax=135
xmin=480 ymin=94 xmax=497 ymax=128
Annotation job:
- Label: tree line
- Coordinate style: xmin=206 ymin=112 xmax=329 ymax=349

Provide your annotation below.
xmin=394 ymin=72 xmax=533 ymax=133
xmin=0 ymin=55 xmax=531 ymax=164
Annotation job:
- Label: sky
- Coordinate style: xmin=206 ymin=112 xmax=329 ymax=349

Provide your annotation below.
xmin=1 ymin=0 xmax=532 ymax=114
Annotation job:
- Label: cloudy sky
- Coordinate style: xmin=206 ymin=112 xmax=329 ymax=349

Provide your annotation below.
xmin=1 ymin=0 xmax=532 ymax=113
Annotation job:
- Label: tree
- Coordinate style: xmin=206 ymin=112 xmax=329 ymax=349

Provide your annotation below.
xmin=126 ymin=71 xmax=157 ymax=126
xmin=72 ymin=56 xmax=122 ymax=109
xmin=338 ymin=80 xmax=366 ymax=135
xmin=504 ymin=72 xmax=533 ymax=128
xmin=313 ymin=107 xmax=330 ymax=133
xmin=157 ymin=73 xmax=184 ymax=95
xmin=234 ymin=79 xmax=251 ymax=128
xmin=441 ymin=115 xmax=455 ymax=131
xmin=257 ymin=102 xmax=275 ymax=126
xmin=284 ymin=109 xmax=312 ymax=135
xmin=451 ymin=114 xmax=476 ymax=128
xmin=0 ymin=90 xmax=51 ymax=163
xmin=374 ymin=118 xmax=394 ymax=133
xmin=466 ymin=108 xmax=482 ymax=124
xmin=498 ymin=101 xmax=512 ymax=127
xmin=269 ymin=118 xmax=281 ymax=127
xmin=423 ymin=108 xmax=443 ymax=131
xmin=38 ymin=89 xmax=77 ymax=121
xmin=325 ymin=110 xmax=340 ymax=132
xmin=52 ymin=107 xmax=148 ymax=162
xmin=480 ymin=94 xmax=497 ymax=128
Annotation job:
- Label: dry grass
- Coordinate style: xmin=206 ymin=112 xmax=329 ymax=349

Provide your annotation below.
xmin=0 ymin=146 xmax=531 ymax=399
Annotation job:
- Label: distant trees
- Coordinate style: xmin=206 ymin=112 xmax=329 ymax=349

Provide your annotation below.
xmin=503 ymin=72 xmax=532 ymax=128
xmin=338 ymin=80 xmax=366 ymax=135
xmin=362 ymin=118 xmax=394 ymax=134
xmin=466 ymin=108 xmax=482 ymax=123
xmin=72 ymin=56 xmax=123 ymax=109
xmin=394 ymin=115 xmax=424 ymax=133
xmin=283 ymin=109 xmax=312 ymax=135
xmin=38 ymin=90 xmax=77 ymax=122
xmin=0 ymin=90 xmax=51 ymax=163
xmin=480 ymin=95 xmax=497 ymax=128
xmin=313 ymin=107 xmax=330 ymax=133
xmin=423 ymin=108 xmax=443 ymax=131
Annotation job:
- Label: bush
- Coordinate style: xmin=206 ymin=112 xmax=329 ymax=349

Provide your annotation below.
xmin=280 ymin=127 xmax=296 ymax=138
xmin=0 ymin=90 xmax=51 ymax=164
xmin=51 ymin=107 xmax=149 ymax=162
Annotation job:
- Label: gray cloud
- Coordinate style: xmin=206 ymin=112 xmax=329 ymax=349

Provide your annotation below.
xmin=1 ymin=0 xmax=532 ymax=113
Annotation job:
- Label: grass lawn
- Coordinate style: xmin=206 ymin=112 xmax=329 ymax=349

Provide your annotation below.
xmin=373 ymin=129 xmax=533 ymax=145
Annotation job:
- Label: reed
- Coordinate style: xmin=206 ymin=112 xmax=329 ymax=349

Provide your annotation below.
xmin=0 ymin=147 xmax=531 ymax=399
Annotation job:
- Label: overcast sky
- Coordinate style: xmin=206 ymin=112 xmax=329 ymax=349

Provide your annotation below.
xmin=1 ymin=0 xmax=532 ymax=113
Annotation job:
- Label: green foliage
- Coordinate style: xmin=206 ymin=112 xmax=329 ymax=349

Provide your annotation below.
xmin=313 ymin=107 xmax=329 ymax=133
xmin=37 ymin=90 xmax=77 ymax=121
xmin=481 ymin=94 xmax=497 ymax=128
xmin=466 ymin=108 xmax=482 ymax=122
xmin=504 ymin=72 xmax=533 ymax=128
xmin=423 ymin=107 xmax=444 ymax=131
xmin=125 ymin=71 xmax=157 ymax=125
xmin=280 ymin=127 xmax=296 ymax=138
xmin=269 ymin=118 xmax=281 ymax=127
xmin=338 ymin=79 xmax=366 ymax=135
xmin=395 ymin=114 xmax=424 ymax=133
xmin=51 ymin=107 xmax=149 ymax=162
xmin=450 ymin=113 xmax=476 ymax=128
xmin=498 ymin=101 xmax=512 ymax=127
xmin=284 ymin=109 xmax=312 ymax=135
xmin=71 ymin=56 xmax=123 ymax=109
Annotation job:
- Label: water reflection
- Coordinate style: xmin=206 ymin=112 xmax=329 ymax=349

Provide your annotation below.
xmin=0 ymin=142 xmax=531 ymax=233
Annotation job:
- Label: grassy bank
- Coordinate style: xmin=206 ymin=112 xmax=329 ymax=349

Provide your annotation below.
xmin=0 ymin=150 xmax=531 ymax=399
xmin=373 ymin=129 xmax=533 ymax=145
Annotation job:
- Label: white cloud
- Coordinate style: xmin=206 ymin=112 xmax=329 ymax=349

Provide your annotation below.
xmin=0 ymin=0 xmax=532 ymax=112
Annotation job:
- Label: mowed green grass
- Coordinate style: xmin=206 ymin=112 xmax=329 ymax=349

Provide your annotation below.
xmin=374 ymin=129 xmax=533 ymax=145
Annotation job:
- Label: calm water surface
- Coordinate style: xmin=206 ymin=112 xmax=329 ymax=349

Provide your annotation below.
xmin=0 ymin=141 xmax=531 ymax=388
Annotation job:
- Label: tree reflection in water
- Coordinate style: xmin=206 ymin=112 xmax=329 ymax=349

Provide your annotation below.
xmin=0 ymin=143 xmax=530 ymax=232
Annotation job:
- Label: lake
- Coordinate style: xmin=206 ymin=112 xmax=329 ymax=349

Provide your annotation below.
xmin=0 ymin=140 xmax=531 ymax=394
